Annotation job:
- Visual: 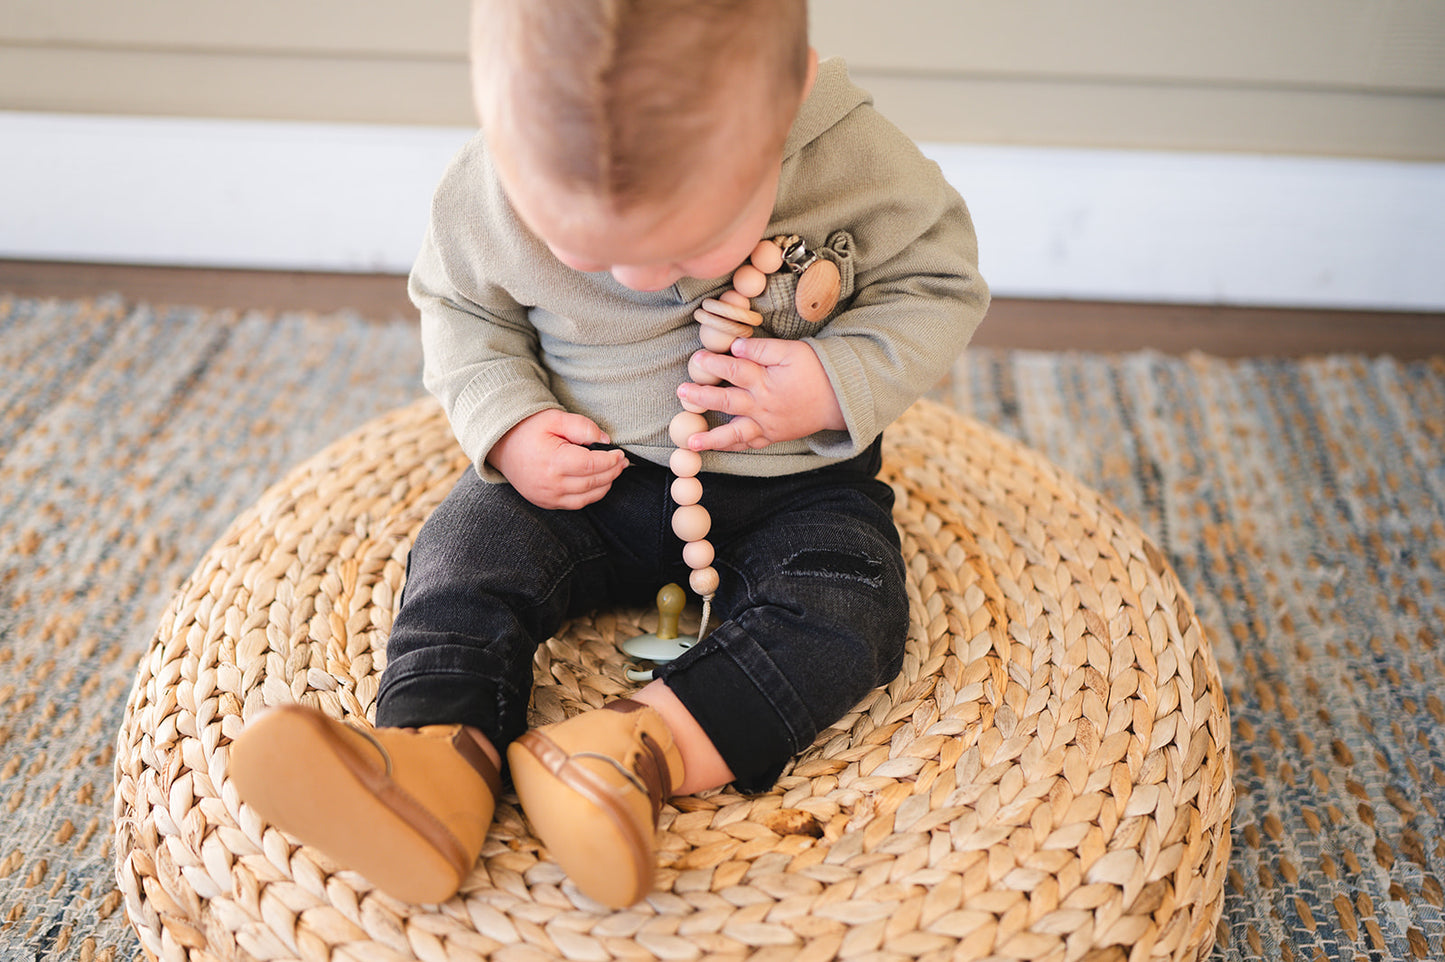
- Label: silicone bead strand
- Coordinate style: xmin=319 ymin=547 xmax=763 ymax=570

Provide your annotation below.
xmin=667 ymin=235 xmax=839 ymax=636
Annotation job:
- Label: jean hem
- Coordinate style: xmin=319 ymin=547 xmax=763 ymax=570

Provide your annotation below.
xmin=657 ymin=625 xmax=813 ymax=793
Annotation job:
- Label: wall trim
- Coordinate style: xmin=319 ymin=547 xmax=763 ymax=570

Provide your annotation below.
xmin=4 ymin=111 xmax=1442 ymax=311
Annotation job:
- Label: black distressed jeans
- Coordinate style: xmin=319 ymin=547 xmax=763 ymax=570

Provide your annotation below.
xmin=375 ymin=439 xmax=908 ymax=792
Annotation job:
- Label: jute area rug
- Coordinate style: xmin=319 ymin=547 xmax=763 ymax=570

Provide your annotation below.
xmin=1 ymin=294 xmax=1441 ymax=961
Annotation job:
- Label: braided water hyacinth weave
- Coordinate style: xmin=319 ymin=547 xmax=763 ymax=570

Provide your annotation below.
xmin=114 ymin=396 xmax=1232 ymax=962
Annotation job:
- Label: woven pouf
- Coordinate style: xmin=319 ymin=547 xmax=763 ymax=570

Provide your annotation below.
xmin=114 ymin=397 xmax=1233 ymax=962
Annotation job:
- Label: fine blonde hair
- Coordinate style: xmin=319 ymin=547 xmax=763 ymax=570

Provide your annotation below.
xmin=472 ymin=0 xmax=809 ymax=209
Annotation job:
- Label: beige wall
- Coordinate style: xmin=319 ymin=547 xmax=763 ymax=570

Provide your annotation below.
xmin=3 ymin=0 xmax=1443 ymax=160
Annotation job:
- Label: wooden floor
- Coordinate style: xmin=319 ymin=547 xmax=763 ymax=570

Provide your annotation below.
xmin=3 ymin=259 xmax=1442 ymax=358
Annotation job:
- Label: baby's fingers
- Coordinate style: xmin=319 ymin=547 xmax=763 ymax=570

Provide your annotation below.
xmin=547 ymin=448 xmax=626 ymax=508
xmin=552 ymin=411 xmax=613 ymax=448
xmin=554 ymin=441 xmax=626 ymax=480
xmin=687 ymin=417 xmax=768 ymax=453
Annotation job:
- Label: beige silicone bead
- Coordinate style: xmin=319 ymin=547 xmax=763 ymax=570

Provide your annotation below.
xmin=672 ymin=504 xmax=711 ymax=542
xmin=671 ymin=475 xmax=703 ymax=506
xmin=688 ymin=351 xmax=722 ymax=386
xmin=732 ymin=264 xmax=767 ymax=298
xmin=689 ymin=566 xmax=720 ymax=596
xmin=749 ymin=239 xmax=784 ymax=274
xmin=718 ymin=289 xmax=751 ymax=310
xmin=682 ymin=539 xmax=714 ymax=569
xmin=698 ymin=324 xmax=740 ymax=354
xmin=670 ymin=447 xmax=702 ymax=477
xmin=669 ymin=411 xmax=709 ymax=447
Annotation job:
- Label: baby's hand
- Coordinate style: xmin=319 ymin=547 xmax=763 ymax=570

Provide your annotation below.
xmin=678 ymin=337 xmax=845 ymax=452
xmin=487 ymin=410 xmax=626 ymax=509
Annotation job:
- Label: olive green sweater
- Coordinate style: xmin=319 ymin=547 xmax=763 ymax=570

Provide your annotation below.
xmin=411 ymin=58 xmax=989 ymax=481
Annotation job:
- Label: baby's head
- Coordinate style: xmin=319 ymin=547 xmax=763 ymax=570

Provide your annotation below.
xmin=471 ymin=0 xmax=814 ymax=291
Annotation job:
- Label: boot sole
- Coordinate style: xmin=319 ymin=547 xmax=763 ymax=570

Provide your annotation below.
xmin=508 ymin=730 xmax=653 ymax=908
xmin=230 ymin=706 xmax=465 ymax=903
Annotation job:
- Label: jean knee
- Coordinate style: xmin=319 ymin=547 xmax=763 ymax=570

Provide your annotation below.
xmin=739 ymin=524 xmax=909 ymax=695
xmin=795 ymin=552 xmax=908 ymax=689
xmin=403 ymin=472 xmax=600 ymax=612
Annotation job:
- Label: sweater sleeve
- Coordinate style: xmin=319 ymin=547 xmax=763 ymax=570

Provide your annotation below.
xmin=411 ymin=201 xmax=562 ymax=482
xmin=785 ymin=106 xmax=990 ymax=459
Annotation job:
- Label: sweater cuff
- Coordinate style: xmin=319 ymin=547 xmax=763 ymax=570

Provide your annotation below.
xmin=449 ymin=363 xmax=561 ymax=483
xmin=805 ymin=336 xmax=876 ymax=458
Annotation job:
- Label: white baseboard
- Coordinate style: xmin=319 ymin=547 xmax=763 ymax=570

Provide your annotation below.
xmin=3 ymin=111 xmax=1442 ymax=311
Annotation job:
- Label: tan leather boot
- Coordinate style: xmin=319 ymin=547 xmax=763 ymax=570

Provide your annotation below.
xmin=508 ymin=699 xmax=685 ymax=907
xmin=230 ymin=704 xmax=501 ymax=904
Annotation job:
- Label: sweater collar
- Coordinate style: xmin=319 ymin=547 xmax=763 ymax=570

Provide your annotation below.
xmin=782 ymin=58 xmax=871 ymax=162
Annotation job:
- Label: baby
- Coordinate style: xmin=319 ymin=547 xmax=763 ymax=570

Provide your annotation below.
xmin=232 ymin=0 xmax=988 ymax=909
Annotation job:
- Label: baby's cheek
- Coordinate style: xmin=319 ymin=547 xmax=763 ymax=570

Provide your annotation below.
xmin=683 ymin=242 xmax=756 ymax=284
xmin=547 ymin=245 xmax=604 ymax=273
